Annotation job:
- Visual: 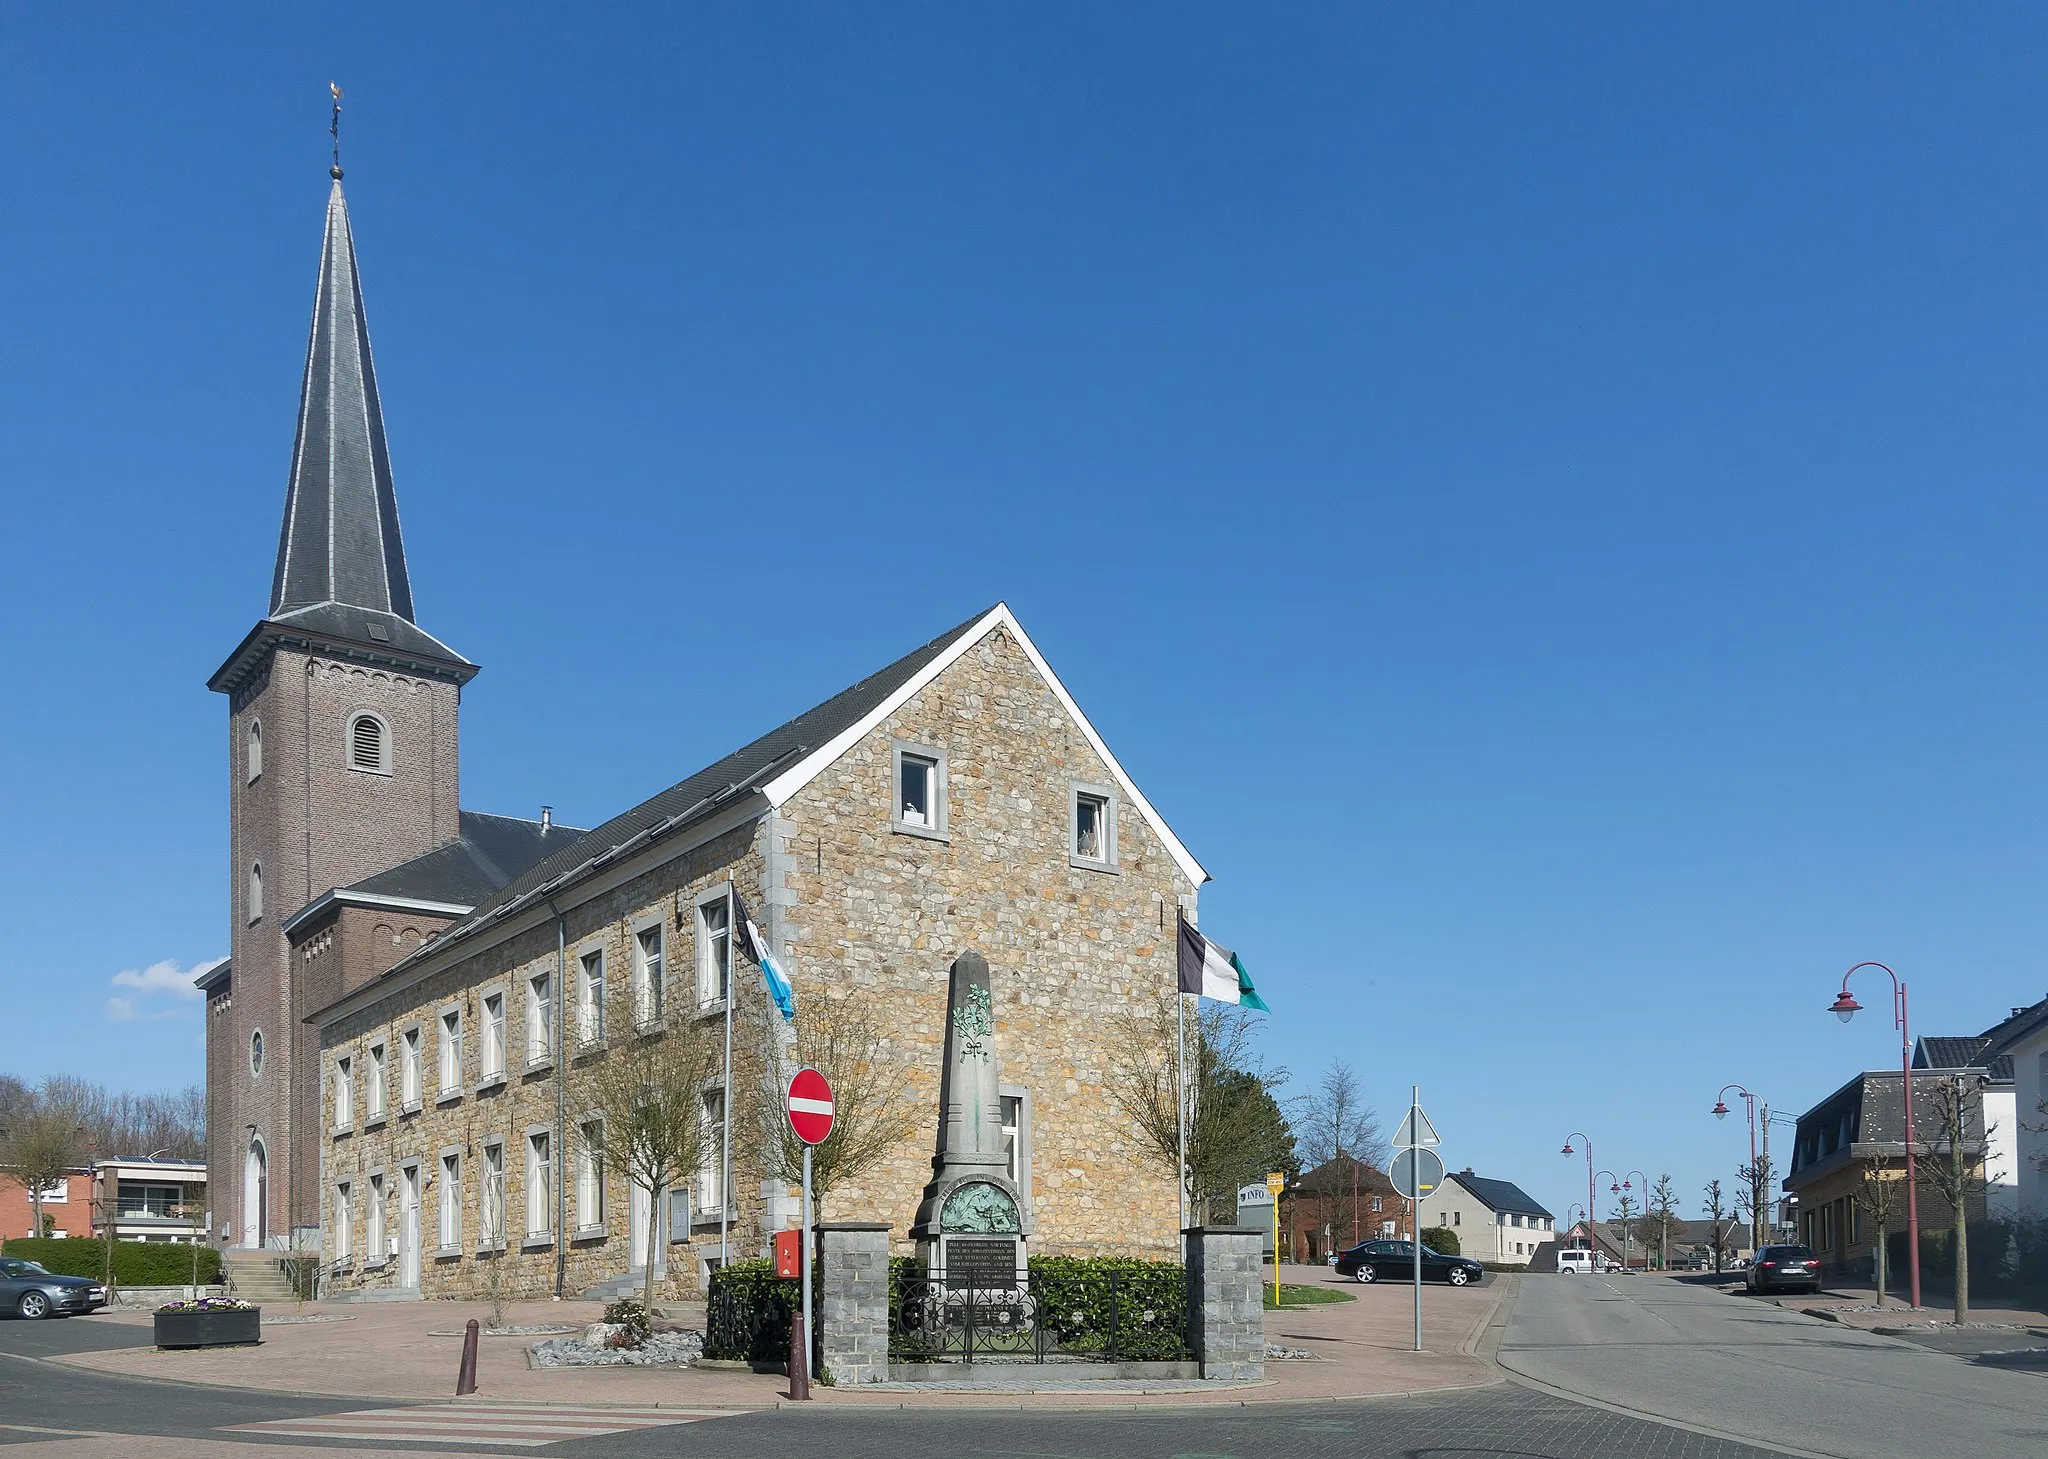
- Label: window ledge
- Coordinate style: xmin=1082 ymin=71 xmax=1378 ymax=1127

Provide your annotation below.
xmin=332 ymin=1125 xmax=353 ymax=1138
xmin=571 ymin=1224 xmax=607 ymax=1243
xmin=691 ymin=1209 xmax=726 ymax=1227
xmin=891 ymin=821 xmax=952 ymax=844
xmin=692 ymin=1000 xmax=727 ymax=1022
xmin=362 ymin=1114 xmax=386 ymax=1131
xmin=436 ymin=1089 xmax=464 ymax=1107
xmin=572 ymin=1036 xmax=607 ymax=1056
xmin=433 ymin=1245 xmax=462 ymax=1260
xmin=523 ymin=1057 xmax=554 ymax=1076
xmin=1068 ymin=855 xmax=1120 ymax=875
xmin=475 ymin=1241 xmax=507 ymax=1257
xmin=400 ymin=1100 xmax=423 ymax=1117
xmin=363 ymin=1257 xmax=388 ymax=1271
xmin=632 ymin=1017 xmax=668 ymax=1037
xmin=475 ymin=1073 xmax=508 ymax=1094
xmin=521 ymin=1233 xmax=554 ymax=1251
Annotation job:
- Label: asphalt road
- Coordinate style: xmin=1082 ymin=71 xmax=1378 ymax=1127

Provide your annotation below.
xmin=1498 ymin=1272 xmax=2048 ymax=1459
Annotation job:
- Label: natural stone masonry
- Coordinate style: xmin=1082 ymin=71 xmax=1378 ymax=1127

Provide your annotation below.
xmin=1184 ymin=1227 xmax=1265 ymax=1382
xmin=817 ymin=1222 xmax=891 ymax=1385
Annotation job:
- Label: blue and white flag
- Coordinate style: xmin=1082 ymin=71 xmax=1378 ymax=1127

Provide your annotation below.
xmin=733 ymin=888 xmax=797 ymax=1022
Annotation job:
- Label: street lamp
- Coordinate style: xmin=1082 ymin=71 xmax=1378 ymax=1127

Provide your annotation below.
xmin=1620 ymin=1169 xmax=1649 ymax=1269
xmin=1830 ymin=961 xmax=1921 ymax=1309
xmin=1595 ymin=1168 xmax=1635 ymax=1269
xmin=1561 ymin=1133 xmax=1596 ymax=1260
xmin=1713 ymin=1084 xmax=1761 ymax=1249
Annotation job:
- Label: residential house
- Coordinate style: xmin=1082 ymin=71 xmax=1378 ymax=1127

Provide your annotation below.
xmin=0 ymin=1170 xmax=91 ymax=1241
xmin=1968 ymin=996 xmax=2048 ymax=1220
xmin=1416 ymin=1170 xmax=1555 ymax=1265
xmin=90 ymin=1159 xmax=208 ymax=1244
xmin=1284 ymin=1159 xmax=1402 ymax=1262
xmin=1912 ymin=1033 xmax=2018 ymax=1218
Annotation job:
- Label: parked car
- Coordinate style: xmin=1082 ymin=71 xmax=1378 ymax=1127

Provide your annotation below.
xmin=0 ymin=1259 xmax=109 ymax=1319
xmin=1556 ymin=1249 xmax=1597 ymax=1275
xmin=1746 ymin=1244 xmax=1822 ymax=1296
xmin=1335 ymin=1239 xmax=1484 ymax=1287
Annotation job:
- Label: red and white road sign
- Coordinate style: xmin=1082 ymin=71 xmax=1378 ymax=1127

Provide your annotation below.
xmin=786 ymin=1067 xmax=835 ymax=1146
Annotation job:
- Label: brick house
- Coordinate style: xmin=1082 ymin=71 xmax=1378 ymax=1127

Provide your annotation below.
xmin=1283 ymin=1160 xmax=1404 ymax=1262
xmin=0 ymin=1170 xmax=92 ymax=1241
xmin=206 ymin=169 xmax=1211 ymax=1300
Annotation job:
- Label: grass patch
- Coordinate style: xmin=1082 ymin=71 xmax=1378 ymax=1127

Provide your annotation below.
xmin=1263 ymin=1282 xmax=1357 ymax=1310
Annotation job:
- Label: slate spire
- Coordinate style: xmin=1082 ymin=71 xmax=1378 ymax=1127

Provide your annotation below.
xmin=270 ymin=169 xmax=415 ymax=622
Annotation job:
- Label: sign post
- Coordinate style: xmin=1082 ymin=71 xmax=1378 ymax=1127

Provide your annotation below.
xmin=785 ymin=1067 xmax=835 ymax=1400
xmin=1266 ymin=1171 xmax=1286 ymax=1306
xmin=1391 ymin=1086 xmax=1444 ymax=1353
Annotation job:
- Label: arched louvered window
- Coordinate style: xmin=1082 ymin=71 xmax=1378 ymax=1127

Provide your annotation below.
xmin=248 ymin=862 xmax=263 ymax=923
xmin=247 ymin=720 xmax=262 ymax=783
xmin=347 ymin=712 xmax=391 ymax=774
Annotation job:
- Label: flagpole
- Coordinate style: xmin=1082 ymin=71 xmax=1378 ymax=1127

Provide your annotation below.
xmin=721 ymin=885 xmax=735 ymax=1269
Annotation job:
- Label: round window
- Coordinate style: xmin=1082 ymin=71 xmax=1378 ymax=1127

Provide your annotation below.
xmin=250 ymin=1029 xmax=265 ymax=1077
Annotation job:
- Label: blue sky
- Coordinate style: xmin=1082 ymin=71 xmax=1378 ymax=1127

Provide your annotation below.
xmin=6 ymin=4 xmax=2047 ymax=1224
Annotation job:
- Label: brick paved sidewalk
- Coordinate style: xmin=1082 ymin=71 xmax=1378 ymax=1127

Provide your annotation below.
xmin=49 ymin=1264 xmax=1505 ymax=1409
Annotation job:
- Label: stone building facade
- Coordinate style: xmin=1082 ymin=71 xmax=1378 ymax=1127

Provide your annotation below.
xmin=312 ymin=606 xmax=1207 ymax=1302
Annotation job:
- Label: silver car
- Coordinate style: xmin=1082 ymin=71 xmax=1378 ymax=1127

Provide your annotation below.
xmin=0 ymin=1258 xmax=108 ymax=1319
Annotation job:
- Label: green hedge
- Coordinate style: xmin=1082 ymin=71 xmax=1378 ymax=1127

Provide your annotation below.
xmin=1420 ymin=1227 xmax=1460 ymax=1255
xmin=1 ymin=1237 xmax=221 ymax=1287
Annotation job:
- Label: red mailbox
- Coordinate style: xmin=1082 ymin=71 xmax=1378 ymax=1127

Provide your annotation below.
xmin=774 ymin=1229 xmax=801 ymax=1278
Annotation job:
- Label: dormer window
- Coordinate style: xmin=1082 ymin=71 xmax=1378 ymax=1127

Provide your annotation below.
xmin=347 ymin=713 xmax=391 ymax=775
xmin=246 ymin=720 xmax=262 ymax=783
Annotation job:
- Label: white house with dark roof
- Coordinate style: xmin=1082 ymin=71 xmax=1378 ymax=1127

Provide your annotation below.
xmin=1416 ymin=1170 xmax=1555 ymax=1265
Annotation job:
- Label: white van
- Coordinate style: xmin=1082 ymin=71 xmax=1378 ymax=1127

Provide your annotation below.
xmin=1556 ymin=1249 xmax=1596 ymax=1274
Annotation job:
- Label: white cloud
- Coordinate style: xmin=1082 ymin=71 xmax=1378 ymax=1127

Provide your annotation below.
xmin=103 ymin=956 xmax=222 ymax=1022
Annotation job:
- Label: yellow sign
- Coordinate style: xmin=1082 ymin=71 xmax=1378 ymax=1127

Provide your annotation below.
xmin=1265 ymin=1171 xmax=1286 ymax=1196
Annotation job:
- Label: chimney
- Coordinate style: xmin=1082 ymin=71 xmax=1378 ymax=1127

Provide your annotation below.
xmin=540 ymin=806 xmax=552 ymax=831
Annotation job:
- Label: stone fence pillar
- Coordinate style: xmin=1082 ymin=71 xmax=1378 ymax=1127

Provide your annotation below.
xmin=816 ymin=1222 xmax=891 ymax=1386
xmin=1184 ymin=1226 xmax=1266 ymax=1381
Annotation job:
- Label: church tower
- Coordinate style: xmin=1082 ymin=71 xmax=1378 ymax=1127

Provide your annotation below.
xmin=204 ymin=165 xmax=477 ymax=1248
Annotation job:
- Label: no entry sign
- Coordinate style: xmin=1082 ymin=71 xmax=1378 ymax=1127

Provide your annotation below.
xmin=786 ymin=1067 xmax=835 ymax=1146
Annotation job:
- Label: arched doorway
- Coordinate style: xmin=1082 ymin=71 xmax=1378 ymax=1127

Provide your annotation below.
xmin=244 ymin=1137 xmax=268 ymax=1249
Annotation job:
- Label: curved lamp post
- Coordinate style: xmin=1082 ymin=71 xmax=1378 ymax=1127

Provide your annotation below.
xmin=1713 ymin=1084 xmax=1761 ymax=1249
xmin=1831 ymin=961 xmax=1921 ymax=1309
xmin=1561 ymin=1133 xmax=1596 ymax=1257
xmin=1595 ymin=1168 xmax=1635 ymax=1269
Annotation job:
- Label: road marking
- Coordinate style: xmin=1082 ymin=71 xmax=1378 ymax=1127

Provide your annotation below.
xmin=223 ymin=1402 xmax=732 ymax=1448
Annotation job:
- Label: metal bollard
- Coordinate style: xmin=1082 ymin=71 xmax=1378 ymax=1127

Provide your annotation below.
xmin=456 ymin=1317 xmax=479 ymax=1396
xmin=788 ymin=1310 xmax=811 ymax=1400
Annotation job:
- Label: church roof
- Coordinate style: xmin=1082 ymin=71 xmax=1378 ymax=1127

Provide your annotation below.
xmin=281 ymin=810 xmax=585 ymax=937
xmin=211 ymin=173 xmax=470 ymax=696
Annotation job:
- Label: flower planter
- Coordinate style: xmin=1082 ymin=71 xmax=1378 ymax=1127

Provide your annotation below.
xmin=154 ymin=1306 xmax=261 ymax=1349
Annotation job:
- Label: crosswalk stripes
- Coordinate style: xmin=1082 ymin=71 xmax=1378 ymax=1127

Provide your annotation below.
xmin=222 ymin=1401 xmax=736 ymax=1448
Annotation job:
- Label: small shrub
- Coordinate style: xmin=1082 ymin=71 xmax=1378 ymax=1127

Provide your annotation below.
xmin=603 ymin=1298 xmax=652 ymax=1347
xmin=1420 ymin=1227 xmax=1460 ymax=1256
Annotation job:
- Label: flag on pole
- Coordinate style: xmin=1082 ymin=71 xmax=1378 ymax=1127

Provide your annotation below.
xmin=733 ymin=888 xmax=797 ymax=1022
xmin=1176 ymin=911 xmax=1268 ymax=1010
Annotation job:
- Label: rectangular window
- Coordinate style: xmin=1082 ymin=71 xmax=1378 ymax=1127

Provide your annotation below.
xmin=438 ymin=1010 xmax=462 ymax=1095
xmin=525 ymin=1132 xmax=552 ymax=1239
xmin=480 ymin=1142 xmax=505 ymax=1246
xmin=1074 ymin=793 xmax=1107 ymax=860
xmin=402 ymin=1028 xmax=422 ymax=1106
xmin=890 ymin=742 xmax=949 ymax=837
xmin=333 ymin=1182 xmax=352 ymax=1263
xmin=334 ymin=1056 xmax=353 ymax=1131
xmin=577 ymin=1121 xmax=604 ymax=1231
xmin=368 ymin=1173 xmax=386 ymax=1260
xmin=366 ymin=1042 xmax=386 ymax=1119
xmin=439 ymin=1154 xmax=460 ymax=1251
xmin=1001 ymin=1095 xmax=1023 ymax=1184
xmin=481 ymin=993 xmax=505 ymax=1079
xmin=578 ymin=950 xmax=605 ymax=1046
xmin=696 ymin=900 xmax=729 ymax=1007
xmin=635 ymin=928 xmax=666 ymax=1026
xmin=697 ymin=1090 xmax=724 ymax=1214
xmin=1452 ymin=1210 xmax=1461 ymax=1226
xmin=526 ymin=974 xmax=552 ymax=1065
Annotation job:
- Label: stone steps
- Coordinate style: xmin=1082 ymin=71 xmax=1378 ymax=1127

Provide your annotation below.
xmin=221 ymin=1251 xmax=299 ymax=1302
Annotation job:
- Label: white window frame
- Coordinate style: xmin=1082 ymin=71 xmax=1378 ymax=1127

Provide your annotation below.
xmin=366 ymin=1171 xmax=387 ymax=1266
xmin=889 ymin=740 xmax=949 ymax=840
xmin=437 ymin=1005 xmax=464 ymax=1101
xmin=693 ymin=890 xmax=730 ymax=1011
xmin=633 ymin=924 xmax=666 ymax=1029
xmin=333 ymin=1055 xmax=353 ymax=1133
xmin=1069 ymin=781 xmax=1119 ymax=871
xmin=248 ymin=862 xmax=263 ymax=923
xmin=365 ymin=1040 xmax=386 ymax=1122
xmin=524 ymin=1128 xmax=553 ymax=1243
xmin=346 ymin=711 xmax=393 ymax=776
xmin=247 ymin=719 xmax=262 ymax=784
xmin=332 ymin=1181 xmax=352 ymax=1267
xmin=1000 ymin=1084 xmax=1032 ymax=1206
xmin=696 ymin=1087 xmax=725 ymax=1216
xmin=479 ymin=987 xmax=506 ymax=1082
xmin=400 ymin=1024 xmax=423 ymax=1109
xmin=577 ymin=947 xmax=606 ymax=1048
xmin=479 ymin=1140 xmax=506 ymax=1250
xmin=525 ymin=971 xmax=552 ymax=1068
xmin=438 ymin=1150 xmax=461 ymax=1254
xmin=575 ymin=1119 xmax=605 ymax=1234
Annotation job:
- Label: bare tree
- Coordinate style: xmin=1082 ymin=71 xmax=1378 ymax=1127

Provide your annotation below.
xmin=577 ymin=1015 xmax=724 ymax=1314
xmin=1291 ymin=1059 xmax=1386 ymax=1245
xmin=1924 ymin=1074 xmax=1988 ymax=1324
xmin=759 ymin=997 xmax=922 ymax=1211
xmin=1104 ymin=994 xmax=1292 ymax=1224
xmin=1850 ymin=1154 xmax=1902 ymax=1306
xmin=0 ymin=1111 xmax=81 ymax=1239
xmin=1702 ymin=1179 xmax=1730 ymax=1275
xmin=1735 ymin=1154 xmax=1775 ymax=1254
xmin=1641 ymin=1175 xmax=1679 ymax=1271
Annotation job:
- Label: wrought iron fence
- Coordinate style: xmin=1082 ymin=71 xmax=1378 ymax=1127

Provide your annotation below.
xmin=888 ymin=1259 xmax=1190 ymax=1363
xmin=705 ymin=1273 xmax=795 ymax=1363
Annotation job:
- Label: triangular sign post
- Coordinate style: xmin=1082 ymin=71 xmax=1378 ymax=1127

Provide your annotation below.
xmin=1398 ymin=1105 xmax=1442 ymax=1149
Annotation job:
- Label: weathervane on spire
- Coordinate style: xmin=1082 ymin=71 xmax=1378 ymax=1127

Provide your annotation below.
xmin=329 ymin=81 xmax=344 ymax=178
